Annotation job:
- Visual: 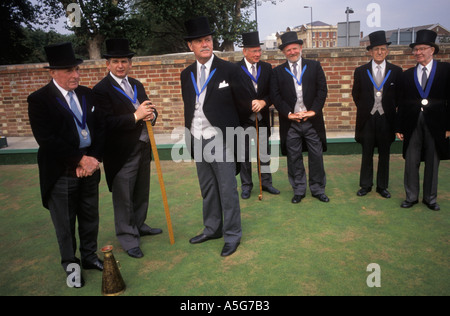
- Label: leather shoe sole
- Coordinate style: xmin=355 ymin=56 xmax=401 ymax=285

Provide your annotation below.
xmin=401 ymin=200 xmax=418 ymax=208
xmin=82 ymin=259 xmax=104 ymax=271
xmin=423 ymin=200 xmax=440 ymax=211
xmin=376 ymin=188 xmax=391 ymax=199
xmin=357 ymin=188 xmax=372 ymax=196
xmin=262 ymin=186 xmax=281 ymax=195
xmin=140 ymin=227 xmax=163 ymax=236
xmin=312 ymin=194 xmax=330 ymax=203
xmin=241 ymin=190 xmax=251 ymax=199
xmin=189 ymin=234 xmax=222 ymax=244
xmin=292 ymin=194 xmax=305 ymax=204
xmin=221 ymin=242 xmax=240 ymax=257
xmin=127 ymin=247 xmax=144 ymax=258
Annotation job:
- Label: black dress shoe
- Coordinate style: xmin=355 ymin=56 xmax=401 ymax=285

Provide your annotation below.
xmin=401 ymin=200 xmax=418 ymax=208
xmin=241 ymin=190 xmax=251 ymax=199
xmin=140 ymin=227 xmax=163 ymax=236
xmin=312 ymin=193 xmax=330 ymax=203
xmin=221 ymin=242 xmax=240 ymax=257
xmin=262 ymin=186 xmax=281 ymax=195
xmin=292 ymin=194 xmax=305 ymax=204
xmin=82 ymin=258 xmax=104 ymax=271
xmin=376 ymin=188 xmax=391 ymax=199
xmin=189 ymin=234 xmax=222 ymax=244
xmin=357 ymin=187 xmax=372 ymax=196
xmin=127 ymin=247 xmax=144 ymax=258
xmin=423 ymin=200 xmax=440 ymax=211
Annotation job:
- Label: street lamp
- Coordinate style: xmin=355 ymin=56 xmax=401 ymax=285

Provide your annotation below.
xmin=304 ymin=6 xmax=313 ymax=47
xmin=345 ymin=7 xmax=354 ymax=46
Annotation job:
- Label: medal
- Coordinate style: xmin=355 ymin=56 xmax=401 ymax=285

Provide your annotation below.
xmin=367 ymin=69 xmax=391 ymax=98
xmin=414 ymin=61 xmax=437 ymax=107
xmin=81 ymin=129 xmax=88 ymax=139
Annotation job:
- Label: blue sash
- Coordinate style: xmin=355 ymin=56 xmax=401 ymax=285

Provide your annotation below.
xmin=241 ymin=65 xmax=261 ymax=84
xmin=56 ymin=95 xmax=87 ymax=130
xmin=367 ymin=69 xmax=392 ymax=92
xmin=191 ymin=68 xmax=217 ymax=99
xmin=285 ymin=64 xmax=307 ymax=86
xmin=113 ymin=84 xmax=138 ymax=104
xmin=414 ymin=60 xmax=437 ymax=100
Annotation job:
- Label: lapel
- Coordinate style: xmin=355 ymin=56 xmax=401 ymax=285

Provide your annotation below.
xmin=107 ymin=73 xmax=137 ymax=112
xmin=204 ymin=55 xmax=221 ymax=104
xmin=239 ymin=58 xmax=258 ymax=95
xmin=48 ymin=81 xmax=82 ymax=140
xmin=282 ymin=61 xmax=297 ymax=97
xmin=364 ymin=62 xmax=375 ymax=98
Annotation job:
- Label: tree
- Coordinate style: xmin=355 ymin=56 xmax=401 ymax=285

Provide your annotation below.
xmin=37 ymin=0 xmax=137 ymax=59
xmin=136 ymin=0 xmax=257 ymax=53
xmin=0 ymin=0 xmax=37 ymax=64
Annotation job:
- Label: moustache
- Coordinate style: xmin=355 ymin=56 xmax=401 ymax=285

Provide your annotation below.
xmin=201 ymin=48 xmax=211 ymax=52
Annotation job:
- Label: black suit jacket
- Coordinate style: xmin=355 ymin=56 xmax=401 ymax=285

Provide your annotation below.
xmin=352 ymin=61 xmax=403 ymax=144
xmin=396 ymin=60 xmax=450 ymax=160
xmin=271 ymin=58 xmax=328 ymax=156
xmin=181 ymin=55 xmax=240 ymax=137
xmin=28 ymin=81 xmax=105 ymax=209
xmin=93 ymin=74 xmax=157 ymax=190
xmin=234 ymin=59 xmax=272 ymax=133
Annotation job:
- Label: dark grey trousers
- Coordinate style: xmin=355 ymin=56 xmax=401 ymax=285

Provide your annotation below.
xmin=286 ymin=121 xmax=326 ymax=196
xmin=192 ymin=136 xmax=242 ymax=243
xmin=48 ymin=170 xmax=101 ymax=272
xmin=112 ymin=141 xmax=152 ymax=251
xmin=404 ymin=113 xmax=440 ymax=204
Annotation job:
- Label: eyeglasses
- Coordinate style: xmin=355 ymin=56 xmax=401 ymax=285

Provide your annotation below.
xmin=412 ymin=46 xmax=432 ymax=54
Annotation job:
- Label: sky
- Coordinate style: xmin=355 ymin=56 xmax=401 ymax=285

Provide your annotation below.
xmin=253 ymin=0 xmax=450 ymax=40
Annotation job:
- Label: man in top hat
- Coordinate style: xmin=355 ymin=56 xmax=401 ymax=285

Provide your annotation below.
xmin=180 ymin=17 xmax=242 ymax=257
xmin=396 ymin=30 xmax=450 ymax=211
xmin=352 ymin=31 xmax=403 ymax=199
xmin=234 ymin=31 xmax=280 ymax=199
xmin=271 ymin=32 xmax=329 ymax=204
xmin=27 ymin=42 xmax=105 ymax=288
xmin=93 ymin=39 xmax=162 ymax=259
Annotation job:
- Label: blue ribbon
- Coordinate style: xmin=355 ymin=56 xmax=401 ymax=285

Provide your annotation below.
xmin=56 ymin=95 xmax=87 ymax=130
xmin=367 ymin=69 xmax=392 ymax=92
xmin=241 ymin=65 xmax=261 ymax=84
xmin=112 ymin=84 xmax=138 ymax=104
xmin=285 ymin=64 xmax=307 ymax=86
xmin=414 ymin=60 xmax=437 ymax=100
xmin=191 ymin=68 xmax=217 ymax=99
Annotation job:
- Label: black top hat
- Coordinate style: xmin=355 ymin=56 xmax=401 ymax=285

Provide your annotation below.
xmin=44 ymin=42 xmax=83 ymax=69
xmin=102 ymin=39 xmax=136 ymax=59
xmin=366 ymin=31 xmax=391 ymax=50
xmin=240 ymin=32 xmax=263 ymax=48
xmin=410 ymin=30 xmax=440 ymax=54
xmin=279 ymin=32 xmax=304 ymax=50
xmin=184 ymin=17 xmax=216 ymax=41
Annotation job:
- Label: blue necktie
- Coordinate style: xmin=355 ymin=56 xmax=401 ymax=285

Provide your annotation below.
xmin=68 ymin=91 xmax=82 ymax=122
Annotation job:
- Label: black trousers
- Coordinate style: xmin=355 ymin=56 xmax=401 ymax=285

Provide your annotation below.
xmin=48 ymin=170 xmax=101 ymax=272
xmin=359 ymin=113 xmax=392 ymax=190
xmin=286 ymin=120 xmax=326 ymax=196
xmin=404 ymin=112 xmax=440 ymax=204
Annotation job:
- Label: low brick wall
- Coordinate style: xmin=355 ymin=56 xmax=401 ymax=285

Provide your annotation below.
xmin=1 ymin=45 xmax=449 ymax=137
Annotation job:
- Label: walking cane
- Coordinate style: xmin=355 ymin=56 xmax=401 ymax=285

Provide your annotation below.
xmin=255 ymin=118 xmax=263 ymax=201
xmin=146 ymin=121 xmax=175 ymax=245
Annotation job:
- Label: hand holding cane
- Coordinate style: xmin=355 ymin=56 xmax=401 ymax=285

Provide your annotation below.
xmin=144 ymin=103 xmax=175 ymax=245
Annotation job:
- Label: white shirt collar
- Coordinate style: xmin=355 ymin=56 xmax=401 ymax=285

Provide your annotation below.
xmin=244 ymin=58 xmax=257 ymax=72
xmin=197 ymin=54 xmax=215 ymax=73
xmin=110 ymin=72 xmax=129 ymax=86
xmin=372 ymin=60 xmax=386 ymax=72
xmin=288 ymin=57 xmax=302 ymax=69
xmin=53 ymin=79 xmax=71 ymax=98
xmin=419 ymin=59 xmax=434 ymax=72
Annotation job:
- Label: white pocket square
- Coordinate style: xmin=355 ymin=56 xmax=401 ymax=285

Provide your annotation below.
xmin=219 ymin=81 xmax=229 ymax=89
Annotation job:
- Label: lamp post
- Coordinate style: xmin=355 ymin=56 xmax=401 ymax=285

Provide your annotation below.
xmin=345 ymin=7 xmax=354 ymax=46
xmin=304 ymin=6 xmax=313 ymax=47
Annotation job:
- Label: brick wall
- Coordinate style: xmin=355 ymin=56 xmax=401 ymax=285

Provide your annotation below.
xmin=1 ymin=45 xmax=449 ymax=137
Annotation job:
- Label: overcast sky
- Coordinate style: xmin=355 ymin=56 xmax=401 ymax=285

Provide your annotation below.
xmin=253 ymin=0 xmax=450 ymax=39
